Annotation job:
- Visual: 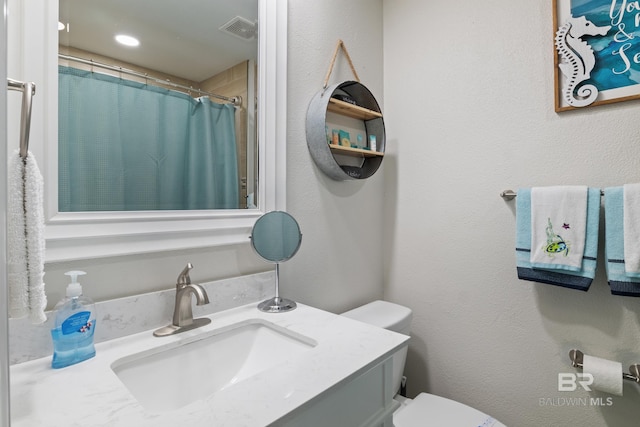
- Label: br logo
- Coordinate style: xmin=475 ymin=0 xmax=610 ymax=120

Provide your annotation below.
xmin=558 ymin=373 xmax=594 ymax=392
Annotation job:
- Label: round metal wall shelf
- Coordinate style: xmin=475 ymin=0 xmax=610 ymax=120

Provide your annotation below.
xmin=306 ymin=81 xmax=385 ymax=181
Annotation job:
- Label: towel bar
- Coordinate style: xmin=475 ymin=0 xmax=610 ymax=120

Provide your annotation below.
xmin=501 ymin=189 xmax=604 ymax=200
xmin=569 ymin=349 xmax=640 ymax=383
xmin=7 ymin=78 xmax=36 ymax=159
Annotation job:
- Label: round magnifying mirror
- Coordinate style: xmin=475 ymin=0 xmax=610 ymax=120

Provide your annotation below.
xmin=251 ymin=211 xmax=302 ymax=263
xmin=250 ymin=211 xmax=302 ymax=312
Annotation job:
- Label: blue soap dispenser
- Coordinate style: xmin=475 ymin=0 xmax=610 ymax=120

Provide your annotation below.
xmin=51 ymin=270 xmax=96 ymax=369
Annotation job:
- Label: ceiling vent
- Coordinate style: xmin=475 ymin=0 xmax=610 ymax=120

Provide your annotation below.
xmin=219 ymin=16 xmax=257 ymax=41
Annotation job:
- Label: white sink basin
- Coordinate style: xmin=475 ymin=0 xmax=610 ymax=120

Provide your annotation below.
xmin=110 ymin=319 xmax=316 ymax=413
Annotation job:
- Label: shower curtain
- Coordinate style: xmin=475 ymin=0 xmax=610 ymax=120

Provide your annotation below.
xmin=58 ymin=66 xmax=239 ymax=211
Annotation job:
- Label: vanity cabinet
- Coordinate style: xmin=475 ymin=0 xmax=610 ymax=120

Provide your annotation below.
xmin=306 ymin=81 xmax=386 ymax=181
xmin=278 ymin=356 xmax=397 ymax=427
xmin=9 ymin=302 xmax=408 ymax=427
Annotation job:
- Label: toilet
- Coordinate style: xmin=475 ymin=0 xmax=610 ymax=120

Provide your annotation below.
xmin=342 ymin=300 xmax=506 ymax=427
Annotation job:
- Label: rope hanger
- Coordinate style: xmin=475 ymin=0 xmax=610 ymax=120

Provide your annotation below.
xmin=323 ymin=39 xmax=360 ymax=89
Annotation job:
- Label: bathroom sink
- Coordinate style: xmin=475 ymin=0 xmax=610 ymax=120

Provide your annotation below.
xmin=110 ymin=319 xmax=316 ymax=413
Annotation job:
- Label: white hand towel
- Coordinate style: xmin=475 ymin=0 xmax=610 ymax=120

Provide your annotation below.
xmin=24 ymin=152 xmax=47 ymax=324
xmin=530 ymin=186 xmax=588 ymax=271
xmin=7 ymin=152 xmax=29 ymax=319
xmin=623 ymin=183 xmax=640 ymax=276
xmin=7 ymin=150 xmax=47 ymax=324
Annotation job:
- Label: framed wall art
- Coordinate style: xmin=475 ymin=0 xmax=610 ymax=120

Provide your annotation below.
xmin=554 ymin=0 xmax=640 ymax=111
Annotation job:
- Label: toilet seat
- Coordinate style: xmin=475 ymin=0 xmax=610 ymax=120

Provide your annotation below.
xmin=393 ymin=393 xmax=507 ymax=427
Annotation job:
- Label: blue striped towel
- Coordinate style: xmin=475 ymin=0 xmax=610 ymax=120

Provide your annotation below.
xmin=515 ymin=188 xmax=600 ymax=291
xmin=604 ymin=187 xmax=640 ymax=296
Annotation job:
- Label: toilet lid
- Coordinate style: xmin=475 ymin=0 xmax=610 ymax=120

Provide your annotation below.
xmin=393 ymin=393 xmax=507 ymax=427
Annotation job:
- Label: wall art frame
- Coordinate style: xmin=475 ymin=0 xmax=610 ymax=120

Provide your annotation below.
xmin=554 ymin=0 xmax=640 ymax=111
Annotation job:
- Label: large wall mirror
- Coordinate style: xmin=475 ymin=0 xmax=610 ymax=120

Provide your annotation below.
xmin=58 ymin=0 xmax=258 ymax=212
xmin=21 ymin=0 xmax=287 ymax=261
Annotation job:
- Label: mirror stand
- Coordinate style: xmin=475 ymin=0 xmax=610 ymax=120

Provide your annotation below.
xmin=258 ymin=264 xmax=297 ymax=313
xmin=251 ymin=211 xmax=301 ymax=313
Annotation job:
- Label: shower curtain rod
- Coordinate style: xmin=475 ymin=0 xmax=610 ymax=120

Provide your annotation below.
xmin=58 ymin=53 xmax=242 ymax=106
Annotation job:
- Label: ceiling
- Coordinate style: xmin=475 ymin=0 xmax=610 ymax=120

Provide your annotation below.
xmin=58 ymin=0 xmax=258 ymax=82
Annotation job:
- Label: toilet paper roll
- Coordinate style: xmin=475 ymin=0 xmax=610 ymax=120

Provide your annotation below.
xmin=583 ymin=354 xmax=623 ymax=396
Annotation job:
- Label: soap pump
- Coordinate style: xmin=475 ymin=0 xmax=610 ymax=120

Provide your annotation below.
xmin=51 ymin=270 xmax=97 ymax=369
xmin=63 ymin=270 xmax=84 ymax=299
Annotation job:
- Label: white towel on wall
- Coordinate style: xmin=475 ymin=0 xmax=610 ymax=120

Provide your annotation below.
xmin=24 ymin=152 xmax=47 ymax=323
xmin=530 ymin=186 xmax=588 ymax=271
xmin=7 ymin=152 xmax=29 ymax=318
xmin=7 ymin=150 xmax=47 ymax=324
xmin=623 ymin=183 xmax=640 ymax=276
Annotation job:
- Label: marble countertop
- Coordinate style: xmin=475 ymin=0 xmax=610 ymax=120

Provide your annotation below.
xmin=10 ymin=302 xmax=408 ymax=427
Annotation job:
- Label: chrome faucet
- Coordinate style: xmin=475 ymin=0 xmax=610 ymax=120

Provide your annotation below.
xmin=153 ymin=263 xmax=212 ymax=337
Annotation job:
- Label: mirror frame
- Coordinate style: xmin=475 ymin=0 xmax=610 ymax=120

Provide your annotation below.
xmin=24 ymin=0 xmax=287 ymax=262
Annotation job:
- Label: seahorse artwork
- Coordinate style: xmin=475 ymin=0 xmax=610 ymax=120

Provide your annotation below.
xmin=555 ymin=15 xmax=611 ymax=108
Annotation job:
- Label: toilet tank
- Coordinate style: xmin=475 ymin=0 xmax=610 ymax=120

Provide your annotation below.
xmin=341 ymin=300 xmax=412 ymax=395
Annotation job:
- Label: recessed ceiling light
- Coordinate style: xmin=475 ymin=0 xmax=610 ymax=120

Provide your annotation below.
xmin=115 ymin=34 xmax=140 ymax=47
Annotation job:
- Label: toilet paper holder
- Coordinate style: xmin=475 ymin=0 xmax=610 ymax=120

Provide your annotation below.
xmin=569 ymin=349 xmax=640 ymax=383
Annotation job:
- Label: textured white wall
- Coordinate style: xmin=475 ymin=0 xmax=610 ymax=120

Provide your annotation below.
xmin=383 ymin=1 xmax=640 ymax=426
xmin=279 ymin=0 xmax=385 ymax=313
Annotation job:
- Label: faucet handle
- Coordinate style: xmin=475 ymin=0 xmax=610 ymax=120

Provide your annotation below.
xmin=177 ymin=263 xmax=193 ymax=287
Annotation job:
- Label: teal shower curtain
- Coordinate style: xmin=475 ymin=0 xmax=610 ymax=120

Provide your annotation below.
xmin=58 ymin=66 xmax=239 ymax=211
